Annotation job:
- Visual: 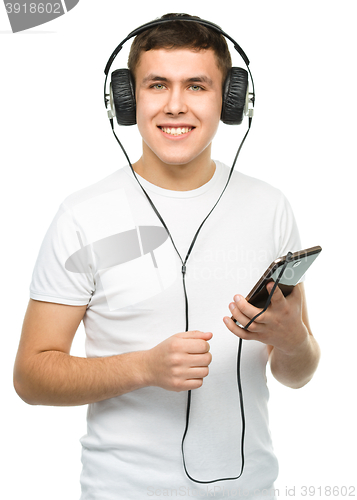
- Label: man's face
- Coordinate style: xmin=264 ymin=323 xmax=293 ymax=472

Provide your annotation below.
xmin=134 ymin=48 xmax=223 ymax=167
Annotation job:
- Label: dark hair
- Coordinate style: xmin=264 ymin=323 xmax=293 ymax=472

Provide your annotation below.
xmin=128 ymin=13 xmax=232 ymax=82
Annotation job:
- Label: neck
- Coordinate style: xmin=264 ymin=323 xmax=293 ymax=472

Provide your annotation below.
xmin=132 ymin=143 xmax=215 ymax=191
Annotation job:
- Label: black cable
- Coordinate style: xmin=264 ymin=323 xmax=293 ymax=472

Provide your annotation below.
xmin=112 ymin=130 xmax=296 ymax=484
xmin=109 ymin=117 xmax=254 ymax=484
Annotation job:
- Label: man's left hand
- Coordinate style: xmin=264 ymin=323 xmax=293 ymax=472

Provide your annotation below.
xmin=223 ymin=283 xmax=310 ymax=355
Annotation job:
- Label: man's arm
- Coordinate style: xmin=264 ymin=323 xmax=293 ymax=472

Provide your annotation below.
xmin=14 ymin=299 xmax=212 ymax=406
xmin=13 ymin=299 xmax=149 ymax=406
xmin=223 ymin=282 xmax=321 ymax=389
xmin=266 ymin=283 xmax=321 ymax=388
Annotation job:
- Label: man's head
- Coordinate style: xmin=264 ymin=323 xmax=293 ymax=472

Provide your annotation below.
xmin=126 ymin=14 xmax=233 ymax=175
xmin=128 ymin=13 xmax=232 ymax=86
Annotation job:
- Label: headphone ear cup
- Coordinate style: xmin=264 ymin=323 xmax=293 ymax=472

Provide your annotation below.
xmin=111 ymin=69 xmax=136 ymax=126
xmin=221 ymin=67 xmax=248 ymax=125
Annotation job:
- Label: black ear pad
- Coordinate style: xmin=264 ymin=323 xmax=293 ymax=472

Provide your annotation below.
xmin=221 ymin=67 xmax=248 ymax=125
xmin=111 ymin=69 xmax=137 ymax=126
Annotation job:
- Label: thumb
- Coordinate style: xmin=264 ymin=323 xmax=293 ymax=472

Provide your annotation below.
xmin=177 ymin=330 xmax=213 ymax=340
xmin=266 ymin=281 xmax=285 ymax=305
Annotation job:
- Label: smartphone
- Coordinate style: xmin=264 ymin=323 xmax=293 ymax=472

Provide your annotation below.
xmin=243 ymin=245 xmax=322 ymax=309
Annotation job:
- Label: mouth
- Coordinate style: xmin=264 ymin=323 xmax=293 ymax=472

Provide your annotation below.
xmin=158 ymin=126 xmax=195 ymax=137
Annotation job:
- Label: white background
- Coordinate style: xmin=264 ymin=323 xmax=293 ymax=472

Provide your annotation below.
xmin=1 ymin=1 xmax=356 ymax=499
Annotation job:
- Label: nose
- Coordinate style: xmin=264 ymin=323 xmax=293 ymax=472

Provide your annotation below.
xmin=163 ymin=86 xmax=188 ymax=116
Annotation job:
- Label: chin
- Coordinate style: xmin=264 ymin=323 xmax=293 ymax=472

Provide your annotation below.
xmin=142 ymin=136 xmax=212 ymax=167
xmin=158 ymin=155 xmax=197 ymax=166
xmin=154 ymin=147 xmax=208 ymax=167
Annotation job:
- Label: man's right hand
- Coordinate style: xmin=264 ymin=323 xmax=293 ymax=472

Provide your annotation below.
xmin=143 ymin=331 xmax=213 ymax=392
xmin=14 ymin=300 xmax=213 ymax=405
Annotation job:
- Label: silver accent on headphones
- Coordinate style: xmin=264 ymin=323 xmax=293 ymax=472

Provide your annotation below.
xmin=244 ymin=87 xmax=254 ymax=118
xmin=106 ymin=84 xmax=116 ymax=119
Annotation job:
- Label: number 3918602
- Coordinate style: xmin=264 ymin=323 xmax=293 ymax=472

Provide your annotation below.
xmin=5 ymin=3 xmax=61 ymax=14
xmin=301 ymin=486 xmax=355 ymax=496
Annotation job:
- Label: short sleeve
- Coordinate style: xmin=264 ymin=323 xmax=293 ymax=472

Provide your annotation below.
xmin=30 ymin=202 xmax=95 ymax=306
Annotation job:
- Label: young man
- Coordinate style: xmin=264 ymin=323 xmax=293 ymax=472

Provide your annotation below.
xmin=14 ymin=13 xmax=320 ymax=500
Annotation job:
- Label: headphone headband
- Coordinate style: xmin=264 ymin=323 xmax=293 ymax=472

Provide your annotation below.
xmin=104 ymin=16 xmax=250 ymax=76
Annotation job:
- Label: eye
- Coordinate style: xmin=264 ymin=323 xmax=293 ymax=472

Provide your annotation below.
xmin=189 ymin=85 xmax=203 ymax=91
xmin=151 ymin=83 xmax=166 ymax=90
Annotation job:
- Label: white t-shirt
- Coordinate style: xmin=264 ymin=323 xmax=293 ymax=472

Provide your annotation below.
xmin=30 ymin=161 xmax=301 ymax=500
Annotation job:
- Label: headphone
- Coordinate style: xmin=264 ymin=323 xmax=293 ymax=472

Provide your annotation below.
xmin=103 ymin=15 xmax=255 ymax=126
xmin=102 ymin=14 xmax=256 ymax=486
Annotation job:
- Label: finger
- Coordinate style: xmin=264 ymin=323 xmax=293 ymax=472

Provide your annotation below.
xmin=178 ymin=330 xmax=213 ymax=341
xmin=223 ymin=316 xmax=258 ymax=338
xmin=188 ymin=366 xmax=210 ymax=379
xmin=190 ymin=352 xmax=212 ymax=367
xmin=233 ymin=314 xmax=262 ymax=333
xmin=232 ymin=295 xmax=266 ymax=324
xmin=187 ymin=339 xmax=211 ymax=354
xmin=229 ymin=302 xmax=252 ymax=329
xmin=266 ymin=282 xmax=286 ymax=305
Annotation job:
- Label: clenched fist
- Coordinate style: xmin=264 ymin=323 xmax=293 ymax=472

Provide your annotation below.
xmin=143 ymin=330 xmax=213 ymax=392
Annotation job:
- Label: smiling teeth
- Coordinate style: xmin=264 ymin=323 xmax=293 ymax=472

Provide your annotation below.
xmin=161 ymin=127 xmax=192 ymax=135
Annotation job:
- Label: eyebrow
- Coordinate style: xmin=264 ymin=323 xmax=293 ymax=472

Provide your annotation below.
xmin=141 ymin=74 xmax=213 ymax=86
